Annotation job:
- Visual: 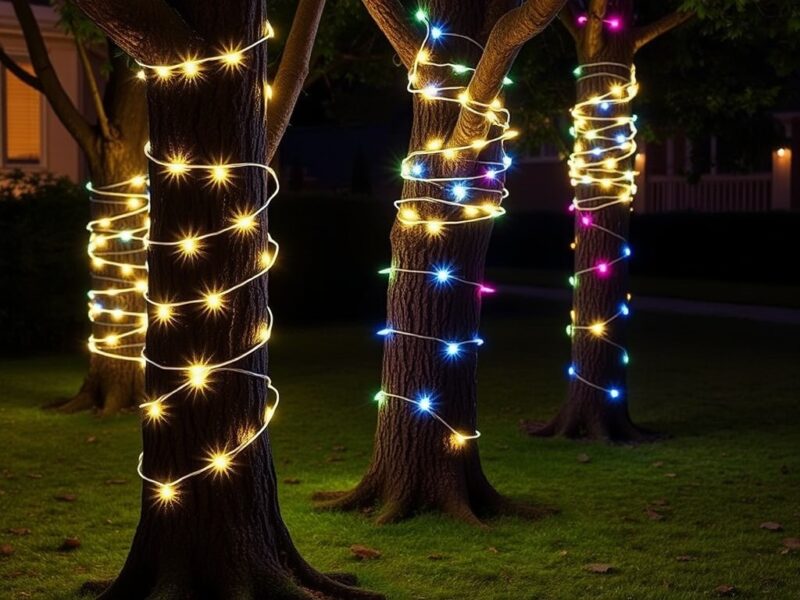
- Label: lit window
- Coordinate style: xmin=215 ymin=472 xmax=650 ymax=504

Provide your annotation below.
xmin=4 ymin=61 xmax=42 ymax=163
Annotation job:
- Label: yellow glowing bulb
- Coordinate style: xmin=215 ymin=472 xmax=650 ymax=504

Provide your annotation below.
xmin=92 ymin=257 xmax=105 ymax=269
xmin=400 ymin=208 xmax=419 ymax=222
xmin=259 ymin=251 xmax=272 ymax=268
xmin=167 ymin=160 xmax=189 ymax=176
xmin=442 ymin=148 xmax=457 ymax=160
xmin=94 ymin=235 xmax=107 ymax=248
xmin=427 ymin=138 xmax=443 ymax=150
xmin=146 ymin=402 xmax=163 ymax=422
xmin=210 ymin=453 xmax=231 ymax=473
xmin=457 ymin=91 xmax=469 ymax=105
xmin=182 ymin=61 xmax=200 ymax=78
xmin=188 ymin=364 xmax=210 ymax=389
xmin=222 ymin=51 xmax=243 ymax=66
xmin=131 ymin=175 xmax=146 ymax=188
xmin=179 ymin=237 xmax=199 ymax=256
xmin=585 ymin=130 xmax=597 ymax=140
xmin=426 ymin=220 xmax=443 ymax=234
xmin=99 ymin=218 xmax=112 ymax=229
xmin=155 ymin=304 xmax=172 ymax=324
xmin=120 ymin=264 xmax=134 ymax=277
xmin=471 ymin=139 xmax=487 ymax=150
xmin=490 ymin=98 xmax=502 ymax=110
xmin=265 ymin=84 xmax=273 ymax=100
xmin=604 ymin=158 xmax=618 ymax=170
xmin=234 ymin=214 xmax=255 ymax=231
xmin=257 ymin=323 xmax=271 ymax=343
xmin=463 ymin=206 xmax=479 ymax=218
xmin=408 ymin=72 xmax=418 ymax=84
xmin=611 ymin=84 xmax=624 ymax=97
xmin=127 ymin=197 xmax=142 ymax=210
xmin=450 ymin=432 xmax=467 ymax=449
xmin=158 ymin=483 xmax=177 ymax=504
xmin=136 ymin=69 xmax=146 ymax=81
xmin=135 ymin=280 xmax=148 ymax=293
xmin=590 ymin=322 xmax=606 ymax=336
xmin=205 ymin=293 xmax=223 ymax=312
xmin=112 ymin=308 xmax=124 ymax=321
xmin=264 ymin=405 xmax=276 ymax=422
xmin=210 ymin=165 xmax=230 ymax=185
xmin=504 ymin=129 xmax=519 ymax=139
xmin=417 ymin=50 xmax=429 ymax=64
xmin=105 ymin=334 xmax=119 ymax=347
xmin=155 ymin=66 xmax=172 ymax=80
xmin=601 ymin=179 xmax=613 ymax=189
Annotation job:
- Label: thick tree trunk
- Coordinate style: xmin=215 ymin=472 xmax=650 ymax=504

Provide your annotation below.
xmin=316 ymin=0 xmax=545 ymax=525
xmin=61 ymin=145 xmax=148 ymax=415
xmin=526 ymin=1 xmax=652 ymax=442
xmin=97 ymin=2 xmax=380 ymax=598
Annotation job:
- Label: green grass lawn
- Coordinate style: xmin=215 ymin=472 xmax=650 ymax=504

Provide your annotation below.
xmin=1 ymin=308 xmax=799 ymax=599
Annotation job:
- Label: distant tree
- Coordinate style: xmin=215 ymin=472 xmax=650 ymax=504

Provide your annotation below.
xmin=521 ymin=0 xmax=800 ymax=441
xmin=314 ymin=0 xmax=565 ymax=525
xmin=72 ymin=0 xmax=380 ymax=597
xmin=0 ymin=0 xmax=149 ymax=414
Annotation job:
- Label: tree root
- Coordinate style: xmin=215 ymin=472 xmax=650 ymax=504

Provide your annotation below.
xmin=520 ymin=416 xmax=662 ymax=444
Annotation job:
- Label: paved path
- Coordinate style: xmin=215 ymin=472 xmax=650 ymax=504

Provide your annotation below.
xmin=501 ymin=284 xmax=800 ymax=326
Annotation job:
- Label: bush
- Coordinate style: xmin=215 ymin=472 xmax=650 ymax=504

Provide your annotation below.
xmin=0 ymin=172 xmax=88 ymax=355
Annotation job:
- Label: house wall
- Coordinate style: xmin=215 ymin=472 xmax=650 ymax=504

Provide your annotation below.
xmin=0 ymin=1 xmax=83 ymax=182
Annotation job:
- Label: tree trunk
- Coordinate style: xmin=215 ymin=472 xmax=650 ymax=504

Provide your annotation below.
xmin=59 ymin=53 xmax=151 ymax=415
xmin=62 ymin=145 xmax=148 ymax=415
xmin=96 ymin=2 xmax=380 ymax=598
xmin=316 ymin=0 xmax=545 ymax=525
xmin=527 ymin=1 xmax=652 ymax=442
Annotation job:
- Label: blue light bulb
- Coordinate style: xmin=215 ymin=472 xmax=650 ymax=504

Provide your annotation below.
xmin=568 ymin=364 xmax=577 ymax=377
xmin=377 ymin=328 xmax=393 ymax=336
xmin=620 ymin=303 xmax=630 ymax=316
xmin=446 ymin=343 xmax=460 ymax=356
xmin=411 ymin=163 xmax=423 ymax=176
xmin=436 ymin=269 xmax=451 ymax=283
xmin=452 ymin=183 xmax=467 ymax=201
xmin=418 ymin=396 xmax=432 ymax=411
xmin=431 ymin=26 xmax=443 ymax=39
xmin=592 ymin=148 xmax=602 ymax=157
xmin=622 ymin=353 xmax=630 ymax=365
xmin=600 ymin=101 xmax=610 ymax=111
xmin=503 ymin=155 xmax=513 ymax=168
xmin=616 ymin=134 xmax=626 ymax=144
xmin=608 ymin=388 xmax=621 ymax=400
xmin=623 ymin=245 xmax=632 ymax=257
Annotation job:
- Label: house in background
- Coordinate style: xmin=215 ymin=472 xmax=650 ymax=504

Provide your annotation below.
xmin=0 ymin=0 xmax=83 ymax=182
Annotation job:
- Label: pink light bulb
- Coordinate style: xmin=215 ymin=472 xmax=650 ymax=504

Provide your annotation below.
xmin=597 ymin=262 xmax=609 ymax=275
xmin=479 ymin=285 xmax=496 ymax=295
xmin=568 ymin=204 xmax=576 ymax=213
xmin=577 ymin=14 xmax=588 ymax=25
xmin=606 ymin=17 xmax=621 ymax=30
xmin=581 ymin=215 xmax=592 ymax=227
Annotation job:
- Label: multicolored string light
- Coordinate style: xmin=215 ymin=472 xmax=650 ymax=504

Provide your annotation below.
xmin=86 ymin=176 xmax=150 ymax=363
xmin=566 ymin=61 xmax=638 ymax=400
xmin=133 ymin=24 xmax=278 ymax=507
xmin=373 ymin=9 xmax=517 ymax=448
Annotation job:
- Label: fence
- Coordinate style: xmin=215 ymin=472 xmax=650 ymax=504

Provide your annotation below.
xmin=644 ymin=173 xmax=772 ymax=213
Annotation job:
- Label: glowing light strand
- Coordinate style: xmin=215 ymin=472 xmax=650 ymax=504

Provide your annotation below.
xmin=134 ymin=26 xmax=280 ymax=506
xmin=374 ymin=9 xmax=515 ymax=445
xmin=86 ymin=176 xmax=150 ymax=362
xmin=567 ymin=62 xmax=638 ymax=400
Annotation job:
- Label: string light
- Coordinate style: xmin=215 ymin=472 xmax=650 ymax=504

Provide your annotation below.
xmin=373 ymin=9 xmax=514 ymax=447
xmin=133 ymin=24 xmax=282 ymax=506
xmin=567 ymin=62 xmax=638 ymax=399
xmin=86 ymin=177 xmax=150 ymax=363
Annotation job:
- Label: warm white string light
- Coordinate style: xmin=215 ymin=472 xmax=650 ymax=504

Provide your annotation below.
xmin=566 ymin=62 xmax=638 ymax=400
xmin=373 ymin=9 xmax=517 ymax=446
xmin=133 ymin=26 xmax=280 ymax=507
xmin=86 ymin=176 xmax=150 ymax=363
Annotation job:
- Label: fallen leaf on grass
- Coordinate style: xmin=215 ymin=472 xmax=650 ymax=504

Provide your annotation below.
xmin=577 ymin=453 xmax=591 ymax=463
xmin=487 ymin=547 xmax=499 ymax=554
xmin=760 ymin=522 xmax=782 ymax=531
xmin=646 ymin=508 xmax=665 ymax=521
xmin=85 ymin=436 xmax=97 ymax=444
xmin=664 ymin=473 xmax=677 ymax=478
xmin=782 ymin=538 xmax=800 ymax=550
xmin=27 ymin=473 xmax=43 ymax=479
xmin=54 ymin=493 xmax=77 ymax=502
xmin=427 ymin=553 xmax=445 ymax=560
xmin=350 ymin=545 xmax=381 ymax=560
xmin=676 ymin=555 xmax=695 ymax=562
xmin=283 ymin=478 xmax=301 ymax=485
xmin=714 ymin=584 xmax=736 ymax=596
xmin=58 ymin=537 xmax=80 ymax=552
xmin=584 ymin=563 xmax=614 ymax=574
xmin=7 ymin=528 xmax=30 ymax=536
xmin=0 ymin=544 xmax=14 ymax=556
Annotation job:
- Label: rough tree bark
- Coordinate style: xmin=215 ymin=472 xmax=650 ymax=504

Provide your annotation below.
xmin=74 ymin=0 xmax=381 ymax=597
xmin=523 ymin=0 xmax=692 ymax=441
xmin=315 ymin=0 xmax=564 ymax=524
xmin=4 ymin=0 xmax=149 ymax=414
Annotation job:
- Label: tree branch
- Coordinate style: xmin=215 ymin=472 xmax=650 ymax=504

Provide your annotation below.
xmin=450 ymin=0 xmax=567 ymax=148
xmin=73 ymin=0 xmax=203 ymax=64
xmin=10 ymin=0 xmax=95 ymax=151
xmin=557 ymin=6 xmax=580 ymax=42
xmin=634 ymin=9 xmax=694 ymax=52
xmin=266 ymin=0 xmax=326 ymax=163
xmin=361 ymin=0 xmax=419 ymax=70
xmin=0 ymin=45 xmax=42 ymax=92
xmin=585 ymin=0 xmax=608 ymax=55
xmin=76 ymin=39 xmax=112 ymax=140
